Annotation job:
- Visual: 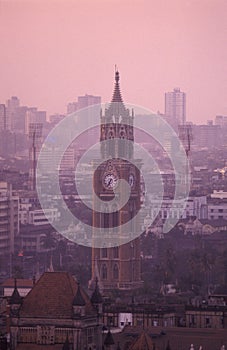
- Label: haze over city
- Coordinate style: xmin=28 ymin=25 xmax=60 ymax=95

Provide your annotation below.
xmin=0 ymin=0 xmax=227 ymax=123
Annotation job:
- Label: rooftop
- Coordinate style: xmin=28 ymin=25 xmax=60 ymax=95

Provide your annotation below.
xmin=19 ymin=272 xmax=95 ymax=318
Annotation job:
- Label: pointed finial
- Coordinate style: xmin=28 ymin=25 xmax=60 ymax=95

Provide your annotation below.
xmin=115 ymin=65 xmax=120 ymax=83
xmin=14 ymin=278 xmax=17 ymax=289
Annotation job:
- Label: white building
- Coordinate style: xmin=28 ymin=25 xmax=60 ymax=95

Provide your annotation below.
xmin=28 ymin=208 xmax=60 ymax=226
xmin=19 ymin=200 xmax=32 ymax=225
xmin=208 ymin=201 xmax=227 ymax=220
xmin=147 ymin=195 xmax=207 ymax=222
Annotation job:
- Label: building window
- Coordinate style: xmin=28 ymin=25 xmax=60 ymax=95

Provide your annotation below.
xmin=113 ymin=264 xmax=119 ymax=280
xmin=205 ymin=317 xmax=211 ymax=327
xmin=112 ymin=205 xmax=119 ymax=232
xmin=102 ymin=264 xmax=107 ymax=280
xmin=101 ymin=248 xmax=107 ymax=258
xmin=113 ymin=246 xmax=119 ymax=259
xmin=104 ymin=212 xmax=109 ymax=228
xmin=107 ymin=316 xmax=113 ymax=326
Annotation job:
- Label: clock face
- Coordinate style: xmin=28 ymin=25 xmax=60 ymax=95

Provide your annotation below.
xmin=103 ymin=173 xmax=118 ymax=189
xmin=129 ymin=174 xmax=135 ymax=187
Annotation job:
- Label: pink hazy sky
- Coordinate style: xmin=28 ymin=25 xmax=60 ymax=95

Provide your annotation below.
xmin=0 ymin=0 xmax=226 ymax=123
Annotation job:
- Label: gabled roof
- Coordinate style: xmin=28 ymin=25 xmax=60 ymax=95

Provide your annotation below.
xmin=10 ymin=280 xmax=22 ymax=305
xmin=72 ymin=283 xmax=86 ymax=306
xmin=62 ymin=335 xmax=70 ymax=350
xmin=104 ymin=330 xmax=115 ymax=346
xmin=19 ymin=272 xmax=95 ymax=318
xmin=91 ymin=278 xmax=103 ymax=304
xmin=128 ymin=331 xmax=154 ymax=350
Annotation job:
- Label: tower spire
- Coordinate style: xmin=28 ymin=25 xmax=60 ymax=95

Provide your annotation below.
xmin=111 ymin=68 xmax=123 ymax=103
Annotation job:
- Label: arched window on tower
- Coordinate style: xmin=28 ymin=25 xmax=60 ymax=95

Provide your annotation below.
xmin=101 ymin=247 xmax=107 ymax=258
xmin=103 ymin=205 xmax=109 ymax=229
xmin=102 ymin=264 xmax=107 ymax=280
xmin=129 ymin=201 xmax=134 ymax=233
xmin=119 ymin=127 xmax=126 ymax=158
xmin=113 ymin=264 xmax=119 ymax=280
xmin=113 ymin=246 xmax=119 ymax=258
xmin=107 ymin=128 xmax=115 ymax=156
xmin=112 ymin=204 xmax=119 ymax=233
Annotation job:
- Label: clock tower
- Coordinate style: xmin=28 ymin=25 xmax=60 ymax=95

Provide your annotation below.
xmin=91 ymin=70 xmax=143 ymax=292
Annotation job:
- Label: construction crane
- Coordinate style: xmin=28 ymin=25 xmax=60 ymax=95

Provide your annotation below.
xmin=178 ymin=124 xmax=192 ymax=158
xmin=29 ymin=123 xmax=43 ymax=191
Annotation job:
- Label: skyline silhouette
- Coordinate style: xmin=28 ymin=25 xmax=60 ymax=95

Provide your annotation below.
xmin=0 ymin=0 xmax=226 ymax=123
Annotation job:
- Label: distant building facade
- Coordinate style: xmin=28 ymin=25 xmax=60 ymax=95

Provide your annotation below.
xmin=6 ymin=96 xmax=20 ymax=131
xmin=67 ymin=94 xmax=101 ymax=115
xmin=215 ymin=115 xmax=227 ymax=127
xmin=0 ymin=104 xmax=7 ymax=131
xmin=165 ymin=88 xmax=186 ymax=125
xmin=0 ymin=182 xmax=19 ymax=257
xmin=192 ymin=124 xmax=221 ymax=149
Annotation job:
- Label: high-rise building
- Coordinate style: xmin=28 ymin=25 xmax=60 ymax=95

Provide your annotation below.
xmin=15 ymin=106 xmax=28 ymax=134
xmin=67 ymin=95 xmax=101 ymax=115
xmin=25 ymin=108 xmax=46 ymax=135
xmin=91 ymin=71 xmax=142 ymax=292
xmin=49 ymin=113 xmax=65 ymax=126
xmin=77 ymin=94 xmax=101 ymax=110
xmin=191 ymin=124 xmax=221 ymax=149
xmin=215 ymin=115 xmax=227 ymax=127
xmin=6 ymin=96 xmax=20 ymax=131
xmin=0 ymin=182 xmax=19 ymax=263
xmin=67 ymin=101 xmax=78 ymax=115
xmin=165 ymin=88 xmax=186 ymax=125
xmin=0 ymin=104 xmax=7 ymax=130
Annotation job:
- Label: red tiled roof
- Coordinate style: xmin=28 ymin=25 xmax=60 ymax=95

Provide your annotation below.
xmin=121 ymin=326 xmax=227 ymax=350
xmin=1 ymin=278 xmax=34 ymax=288
xmin=128 ymin=331 xmax=153 ymax=350
xmin=17 ymin=345 xmax=62 ymax=349
xmin=19 ymin=272 xmax=95 ymax=318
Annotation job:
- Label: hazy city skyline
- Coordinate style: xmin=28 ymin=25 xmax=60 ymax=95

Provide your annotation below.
xmin=0 ymin=0 xmax=227 ymax=123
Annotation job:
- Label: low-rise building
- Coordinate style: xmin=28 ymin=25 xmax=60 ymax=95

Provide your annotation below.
xmin=9 ymin=272 xmax=103 ymax=349
xmin=185 ymin=304 xmax=227 ymax=328
xmin=28 ymin=208 xmax=60 ymax=226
